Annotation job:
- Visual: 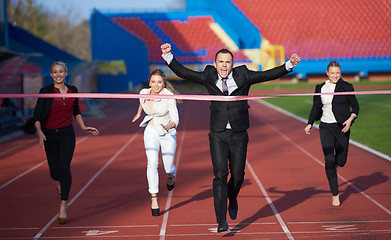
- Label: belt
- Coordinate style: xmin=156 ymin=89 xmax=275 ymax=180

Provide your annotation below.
xmin=43 ymin=124 xmax=73 ymax=134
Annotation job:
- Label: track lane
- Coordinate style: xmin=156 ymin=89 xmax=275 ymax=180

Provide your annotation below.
xmin=0 ymin=98 xmax=390 ymax=239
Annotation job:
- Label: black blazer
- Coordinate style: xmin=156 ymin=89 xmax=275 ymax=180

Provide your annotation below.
xmin=33 ymin=83 xmax=81 ymax=126
xmin=308 ymin=79 xmax=359 ymax=126
xmin=168 ymin=57 xmax=290 ymax=131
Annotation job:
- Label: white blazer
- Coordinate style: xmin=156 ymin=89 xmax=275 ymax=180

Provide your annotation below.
xmin=139 ymin=88 xmax=179 ymax=135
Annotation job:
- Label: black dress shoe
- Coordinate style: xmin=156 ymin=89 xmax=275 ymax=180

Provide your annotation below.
xmin=167 ymin=177 xmax=175 ymax=191
xmin=151 ymin=208 xmax=160 ymax=216
xmin=217 ymin=221 xmax=228 ymax=232
xmin=228 ymin=198 xmax=238 ymax=220
xmin=167 ymin=182 xmax=175 ymax=191
xmin=151 ymin=195 xmax=159 ymax=216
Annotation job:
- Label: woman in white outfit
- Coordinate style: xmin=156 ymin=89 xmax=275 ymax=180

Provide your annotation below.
xmin=132 ymin=69 xmax=180 ymax=216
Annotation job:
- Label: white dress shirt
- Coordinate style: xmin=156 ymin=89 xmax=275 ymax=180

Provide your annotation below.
xmin=139 ymin=88 xmax=179 ymax=135
xmin=320 ymin=80 xmax=337 ymax=123
xmin=162 ymin=52 xmax=294 ymax=129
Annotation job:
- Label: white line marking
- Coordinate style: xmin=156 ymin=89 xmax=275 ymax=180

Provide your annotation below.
xmin=159 ymin=106 xmax=190 ymax=240
xmin=51 ymin=225 xmax=159 ymax=229
xmin=0 ymin=227 xmax=39 ymax=230
xmin=322 ymin=224 xmax=357 ymax=231
xmin=82 ymin=230 xmax=118 ymax=236
xmin=1 ymin=229 xmax=387 ymax=239
xmin=0 ymin=161 xmax=46 ymax=190
xmin=361 ymin=100 xmax=391 ymax=110
xmin=0 ymin=139 xmax=36 ymax=157
xmin=0 ymin=135 xmax=91 ymax=190
xmin=33 ymin=130 xmax=141 ymax=239
xmin=288 ymin=220 xmax=391 ymax=224
xmin=255 ymin=100 xmax=391 ymax=216
xmin=246 ymin=160 xmax=295 ymax=240
xmin=290 ymin=229 xmax=391 ymax=234
xmin=258 ymin=99 xmax=391 ymax=162
xmin=0 ymin=114 xmax=126 ymax=190
xmin=170 ymin=222 xmax=276 ymax=227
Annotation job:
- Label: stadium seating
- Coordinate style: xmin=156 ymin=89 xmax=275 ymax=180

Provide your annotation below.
xmin=232 ymin=0 xmax=391 ymax=59
xmin=0 ymin=57 xmax=41 ymax=75
xmin=0 ymin=107 xmax=17 ymax=137
xmin=112 ymin=15 xmax=250 ymax=63
xmin=0 ymin=57 xmax=41 ymax=96
xmin=112 ymin=17 xmax=163 ymax=62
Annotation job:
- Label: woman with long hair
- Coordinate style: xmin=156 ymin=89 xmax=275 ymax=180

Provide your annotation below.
xmin=34 ymin=61 xmax=99 ymax=224
xmin=132 ymin=69 xmax=180 ymax=216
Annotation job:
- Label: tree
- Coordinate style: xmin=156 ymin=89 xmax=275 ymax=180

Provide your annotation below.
xmin=7 ymin=0 xmax=90 ymax=60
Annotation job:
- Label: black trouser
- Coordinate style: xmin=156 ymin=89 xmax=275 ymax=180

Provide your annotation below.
xmin=319 ymin=122 xmax=350 ymax=196
xmin=209 ymin=129 xmax=248 ymax=224
xmin=43 ymin=125 xmax=76 ymax=201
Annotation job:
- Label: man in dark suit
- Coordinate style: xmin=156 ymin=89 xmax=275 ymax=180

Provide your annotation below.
xmin=161 ymin=43 xmax=300 ymax=232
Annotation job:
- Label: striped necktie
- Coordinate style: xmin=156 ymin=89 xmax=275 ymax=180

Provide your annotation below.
xmin=222 ymin=78 xmax=228 ymax=95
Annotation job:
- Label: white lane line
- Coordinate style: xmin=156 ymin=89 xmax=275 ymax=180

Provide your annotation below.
xmin=0 ymin=113 xmax=126 ymax=190
xmin=288 ymin=220 xmax=391 ymax=224
xmin=0 ymin=136 xmax=88 ymax=190
xmin=51 ymin=225 xmax=159 ymax=229
xmin=258 ymin=99 xmax=391 ymax=162
xmin=170 ymin=222 xmax=276 ymax=227
xmin=246 ymin=160 xmax=295 ymax=240
xmin=33 ymin=129 xmax=142 ymax=239
xmin=0 ymin=227 xmax=39 ymax=230
xmin=0 ymin=160 xmax=46 ymax=190
xmin=159 ymin=105 xmax=190 ymax=240
xmin=5 ymin=230 xmax=389 ymax=240
xmin=255 ymin=100 xmax=391 ymax=216
xmin=0 ymin=139 xmax=36 ymax=157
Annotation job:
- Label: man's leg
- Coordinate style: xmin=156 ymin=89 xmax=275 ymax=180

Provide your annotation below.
xmin=209 ymin=131 xmax=229 ymax=230
xmin=227 ymin=130 xmax=248 ymax=219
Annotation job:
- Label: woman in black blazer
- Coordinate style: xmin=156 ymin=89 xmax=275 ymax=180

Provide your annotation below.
xmin=33 ymin=61 xmax=99 ymax=224
xmin=305 ymin=61 xmax=359 ymax=207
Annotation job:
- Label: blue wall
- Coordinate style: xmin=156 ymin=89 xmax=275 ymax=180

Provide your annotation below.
xmin=8 ymin=24 xmax=82 ymax=73
xmin=91 ymin=10 xmax=149 ymax=93
xmin=186 ymin=0 xmax=261 ymax=49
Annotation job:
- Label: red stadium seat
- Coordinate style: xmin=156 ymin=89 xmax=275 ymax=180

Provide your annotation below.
xmin=232 ymin=0 xmax=391 ymax=59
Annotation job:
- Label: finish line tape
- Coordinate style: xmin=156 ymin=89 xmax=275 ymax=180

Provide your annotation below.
xmin=0 ymin=90 xmax=390 ymax=101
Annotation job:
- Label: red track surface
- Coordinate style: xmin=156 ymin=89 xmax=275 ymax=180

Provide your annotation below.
xmin=1 ymin=98 xmax=390 ymax=239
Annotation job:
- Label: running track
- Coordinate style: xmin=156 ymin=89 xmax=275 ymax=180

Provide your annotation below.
xmin=0 ymin=97 xmax=390 ymax=239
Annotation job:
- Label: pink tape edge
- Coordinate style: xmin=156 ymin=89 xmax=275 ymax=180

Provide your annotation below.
xmin=0 ymin=90 xmax=390 ymax=101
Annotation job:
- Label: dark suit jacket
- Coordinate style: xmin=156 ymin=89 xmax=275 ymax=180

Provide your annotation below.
xmin=33 ymin=83 xmax=81 ymax=126
xmin=168 ymin=57 xmax=291 ymax=131
xmin=308 ymin=79 xmax=359 ymax=126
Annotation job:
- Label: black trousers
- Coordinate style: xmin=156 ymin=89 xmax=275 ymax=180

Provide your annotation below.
xmin=209 ymin=129 xmax=248 ymax=224
xmin=43 ymin=124 xmax=76 ymax=201
xmin=319 ymin=122 xmax=350 ymax=196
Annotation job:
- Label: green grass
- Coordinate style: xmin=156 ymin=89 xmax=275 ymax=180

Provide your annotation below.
xmin=251 ymin=80 xmax=391 ymax=90
xmin=263 ymin=93 xmax=391 ymax=157
xmin=174 ymin=79 xmax=391 ymax=157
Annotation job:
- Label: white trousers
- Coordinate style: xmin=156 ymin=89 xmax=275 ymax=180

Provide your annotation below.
xmin=144 ymin=124 xmax=177 ymax=194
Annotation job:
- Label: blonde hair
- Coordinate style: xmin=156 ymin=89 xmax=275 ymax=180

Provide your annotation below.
xmin=50 ymin=61 xmax=68 ymax=73
xmin=327 ymin=61 xmax=341 ymax=71
xmin=149 ymin=69 xmax=182 ymax=103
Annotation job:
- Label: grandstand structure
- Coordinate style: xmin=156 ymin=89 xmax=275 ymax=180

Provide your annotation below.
xmin=0 ymin=0 xmax=84 ymax=137
xmin=92 ymin=0 xmax=391 ymax=88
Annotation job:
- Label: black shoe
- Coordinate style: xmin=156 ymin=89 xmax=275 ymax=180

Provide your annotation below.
xmin=228 ymin=198 xmax=238 ymax=220
xmin=151 ymin=195 xmax=159 ymax=216
xmin=217 ymin=221 xmax=228 ymax=232
xmin=167 ymin=177 xmax=175 ymax=191
xmin=167 ymin=182 xmax=175 ymax=191
xmin=151 ymin=208 xmax=160 ymax=216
